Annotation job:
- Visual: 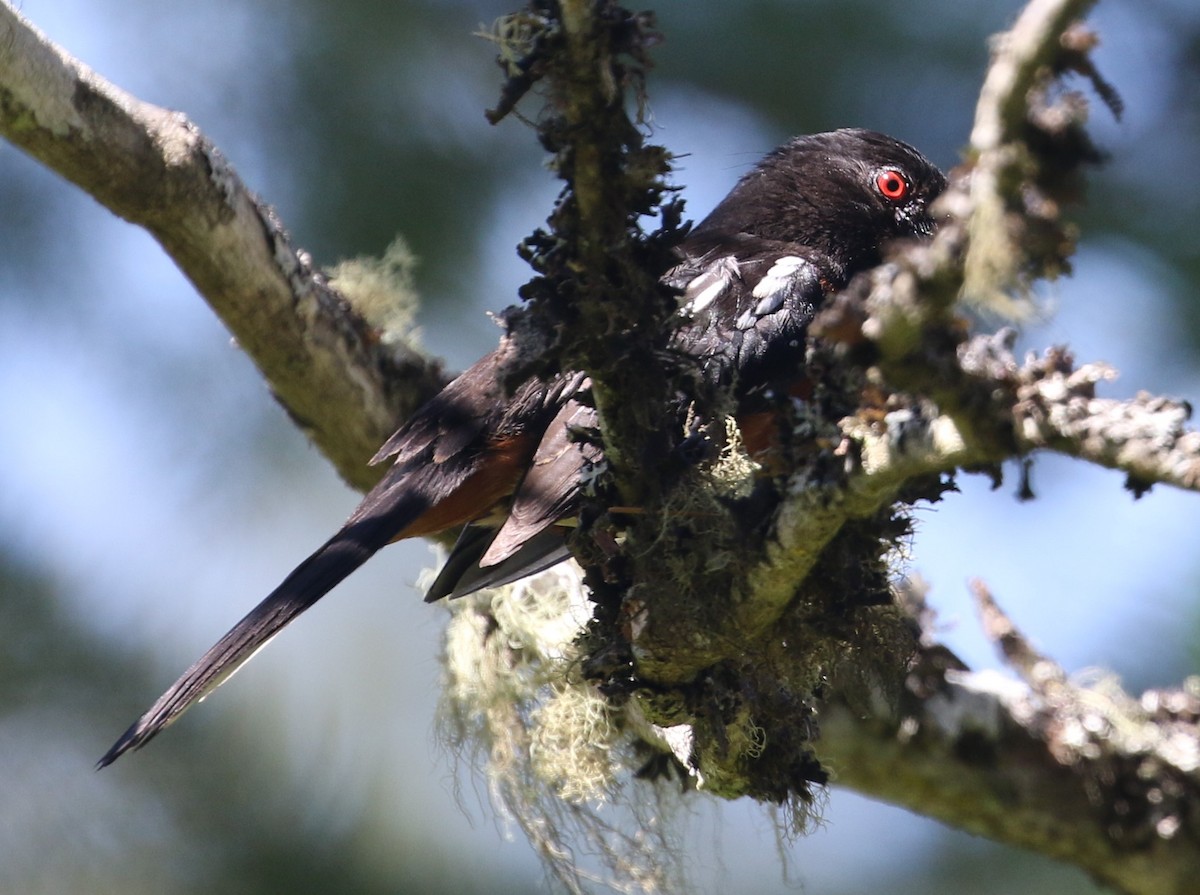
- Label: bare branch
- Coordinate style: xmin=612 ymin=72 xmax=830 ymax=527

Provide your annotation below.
xmin=0 ymin=1 xmax=446 ymax=490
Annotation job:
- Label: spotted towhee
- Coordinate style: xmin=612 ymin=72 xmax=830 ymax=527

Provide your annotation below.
xmin=99 ymin=129 xmax=946 ymax=766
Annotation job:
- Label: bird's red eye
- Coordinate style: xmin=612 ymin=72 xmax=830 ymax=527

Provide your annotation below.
xmin=875 ymin=169 xmax=909 ymax=201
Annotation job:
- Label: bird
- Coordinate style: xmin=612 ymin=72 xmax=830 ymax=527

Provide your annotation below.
xmin=98 ymin=128 xmax=946 ymax=767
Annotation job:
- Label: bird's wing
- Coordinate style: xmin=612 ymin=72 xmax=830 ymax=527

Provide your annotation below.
xmin=422 ymin=396 xmax=599 ymax=601
xmin=480 ymin=398 xmax=598 ymax=567
xmin=426 ymin=525 xmax=575 ymax=601
xmin=669 ymin=235 xmax=835 ymax=386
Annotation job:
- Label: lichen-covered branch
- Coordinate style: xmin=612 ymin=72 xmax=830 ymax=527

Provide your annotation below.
xmin=964 ymin=0 xmax=1116 ymax=307
xmin=971 ymin=0 xmax=1099 ymax=150
xmin=818 ymin=583 xmax=1200 ymax=895
xmin=0 ymin=1 xmax=445 ymax=490
xmin=485 ymin=1 xmax=685 ymax=512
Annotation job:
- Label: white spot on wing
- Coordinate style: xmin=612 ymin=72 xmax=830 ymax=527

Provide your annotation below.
xmin=681 ymin=257 xmax=738 ymax=317
xmin=752 ymin=255 xmax=808 ymax=301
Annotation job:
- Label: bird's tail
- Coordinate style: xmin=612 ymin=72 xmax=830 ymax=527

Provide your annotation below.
xmin=96 ymin=515 xmax=396 ymax=768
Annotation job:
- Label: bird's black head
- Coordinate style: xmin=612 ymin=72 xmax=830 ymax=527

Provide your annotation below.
xmin=691 ymin=129 xmax=947 ymax=280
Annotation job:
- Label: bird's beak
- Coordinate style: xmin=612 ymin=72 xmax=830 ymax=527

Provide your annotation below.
xmin=901 ymin=202 xmax=937 ymax=239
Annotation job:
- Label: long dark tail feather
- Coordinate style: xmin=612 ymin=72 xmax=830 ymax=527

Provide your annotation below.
xmin=97 ymin=519 xmax=394 ymax=768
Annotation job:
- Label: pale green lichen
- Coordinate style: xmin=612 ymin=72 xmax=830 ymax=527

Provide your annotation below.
xmin=327 ymin=237 xmax=420 ymax=346
xmin=438 ymin=564 xmax=687 ymax=894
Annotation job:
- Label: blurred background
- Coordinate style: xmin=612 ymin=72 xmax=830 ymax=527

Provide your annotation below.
xmin=2 ymin=0 xmax=1199 ymax=891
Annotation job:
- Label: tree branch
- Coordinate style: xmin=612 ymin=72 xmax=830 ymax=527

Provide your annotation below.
xmin=965 ymin=0 xmax=1104 ymax=306
xmin=818 ymin=583 xmax=1200 ymax=895
xmin=0 ymin=1 xmax=446 ymax=490
xmin=486 ymin=1 xmax=683 ymax=512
